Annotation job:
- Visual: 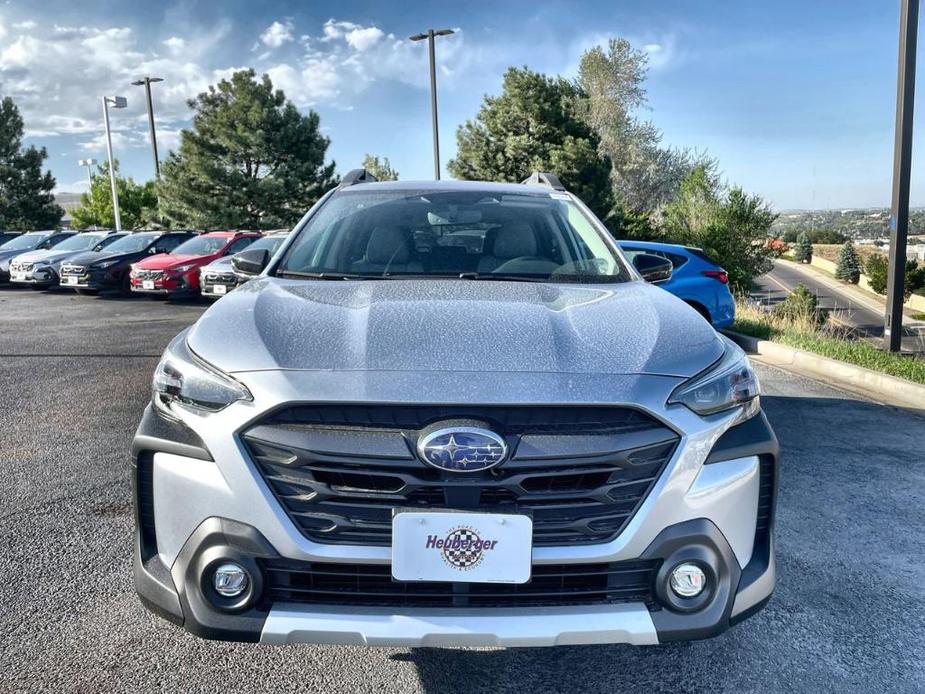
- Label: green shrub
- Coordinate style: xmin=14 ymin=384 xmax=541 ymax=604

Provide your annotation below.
xmin=865 ymin=255 xmax=925 ymax=299
xmin=773 ymin=284 xmax=824 ymax=327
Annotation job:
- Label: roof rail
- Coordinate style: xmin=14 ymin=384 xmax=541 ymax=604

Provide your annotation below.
xmin=339 ymin=168 xmax=379 ymax=188
xmin=522 ymin=171 xmax=566 ymax=191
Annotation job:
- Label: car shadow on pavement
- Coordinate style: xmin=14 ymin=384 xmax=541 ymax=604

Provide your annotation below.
xmin=393 ymin=393 xmax=925 ymax=694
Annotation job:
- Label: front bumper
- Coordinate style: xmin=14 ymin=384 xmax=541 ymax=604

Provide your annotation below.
xmin=10 ymin=267 xmax=57 ymax=286
xmin=131 ymin=277 xmax=198 ymax=297
xmin=132 ymin=371 xmax=778 ymax=647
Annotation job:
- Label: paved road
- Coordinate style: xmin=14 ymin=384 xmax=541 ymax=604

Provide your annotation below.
xmin=753 ymin=259 xmax=925 ymax=353
xmin=1 ymin=287 xmax=923 ymax=693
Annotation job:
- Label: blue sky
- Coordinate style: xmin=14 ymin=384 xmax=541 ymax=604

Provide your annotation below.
xmin=0 ymin=0 xmax=919 ymax=209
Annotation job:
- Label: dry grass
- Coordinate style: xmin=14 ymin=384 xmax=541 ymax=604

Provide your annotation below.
xmin=732 ymin=295 xmax=925 ymax=385
xmin=813 ymin=244 xmax=885 ymax=265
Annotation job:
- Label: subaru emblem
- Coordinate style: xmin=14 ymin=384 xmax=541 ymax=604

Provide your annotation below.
xmin=417 ymin=426 xmax=508 ymax=472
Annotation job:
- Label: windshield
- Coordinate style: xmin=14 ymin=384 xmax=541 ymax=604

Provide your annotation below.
xmin=104 ymin=232 xmax=159 ymax=254
xmin=53 ymin=233 xmax=109 ymax=252
xmin=276 ymin=189 xmax=631 ymax=283
xmin=247 ymin=235 xmax=287 ymax=254
xmin=173 ymin=235 xmax=229 ymax=256
xmin=1 ymin=233 xmax=47 ymax=251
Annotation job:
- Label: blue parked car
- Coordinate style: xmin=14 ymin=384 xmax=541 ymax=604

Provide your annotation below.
xmin=619 ymin=240 xmax=735 ymax=329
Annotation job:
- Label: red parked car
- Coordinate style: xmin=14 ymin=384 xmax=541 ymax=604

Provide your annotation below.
xmin=129 ymin=231 xmax=260 ymax=298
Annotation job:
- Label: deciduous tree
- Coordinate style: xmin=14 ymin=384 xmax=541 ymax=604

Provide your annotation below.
xmin=71 ymin=161 xmax=157 ymax=229
xmin=362 ymin=154 xmax=399 ymax=181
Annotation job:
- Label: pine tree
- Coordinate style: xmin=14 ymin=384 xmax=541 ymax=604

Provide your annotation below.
xmin=448 ymin=67 xmax=614 ymax=223
xmin=0 ymin=97 xmax=64 ymax=229
xmin=158 ymin=69 xmax=337 ymax=230
xmin=834 ymin=240 xmax=862 ymax=284
xmin=793 ymin=231 xmax=813 ymax=263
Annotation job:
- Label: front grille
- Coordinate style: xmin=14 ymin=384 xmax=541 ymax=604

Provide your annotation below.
xmin=262 ymin=557 xmax=662 ymax=608
xmin=60 ymin=264 xmax=90 ymax=281
xmin=10 ymin=261 xmax=33 ymax=272
xmin=242 ymin=405 xmax=679 ymax=547
xmin=134 ymin=269 xmax=164 ymax=281
xmin=201 ymin=271 xmax=239 ymax=292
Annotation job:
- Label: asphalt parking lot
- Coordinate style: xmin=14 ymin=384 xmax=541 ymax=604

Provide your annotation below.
xmin=1 ymin=287 xmax=923 ymax=694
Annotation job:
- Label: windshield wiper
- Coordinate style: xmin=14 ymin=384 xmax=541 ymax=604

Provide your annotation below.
xmin=457 ymin=272 xmax=546 ymax=283
xmin=277 ymin=270 xmax=370 ymax=280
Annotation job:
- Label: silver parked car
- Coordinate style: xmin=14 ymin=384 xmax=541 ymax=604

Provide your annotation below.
xmin=133 ymin=171 xmax=777 ymax=647
xmin=0 ymin=230 xmax=75 ymax=284
xmin=9 ymin=230 xmax=125 ymax=288
xmin=199 ymin=230 xmax=289 ymax=298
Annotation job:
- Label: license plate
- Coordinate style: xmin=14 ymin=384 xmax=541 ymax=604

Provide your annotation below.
xmin=213 ymin=284 xmax=227 ymax=295
xmin=142 ymin=280 xmax=155 ymax=290
xmin=391 ymin=511 xmax=532 ymax=584
xmin=66 ymin=276 xmax=78 ymax=285
xmin=11 ymin=272 xmax=25 ymax=281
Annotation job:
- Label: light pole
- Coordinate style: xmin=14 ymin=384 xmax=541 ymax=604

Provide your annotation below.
xmin=885 ymin=0 xmax=919 ymax=352
xmin=102 ymin=95 xmax=127 ymax=231
xmin=131 ymin=76 xmax=164 ymax=178
xmin=410 ymin=28 xmax=454 ymax=180
xmin=77 ymin=158 xmax=97 ymax=189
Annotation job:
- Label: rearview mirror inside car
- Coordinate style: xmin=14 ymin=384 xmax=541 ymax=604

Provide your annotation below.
xmin=632 ymin=253 xmax=673 ymax=283
xmin=232 ymin=247 xmax=270 ymax=276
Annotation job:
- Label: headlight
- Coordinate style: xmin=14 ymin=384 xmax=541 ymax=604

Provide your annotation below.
xmin=169 ymin=263 xmax=196 ymax=274
xmin=669 ymin=339 xmax=760 ymax=421
xmin=92 ymin=259 xmax=120 ymax=270
xmin=152 ymin=332 xmax=252 ymax=414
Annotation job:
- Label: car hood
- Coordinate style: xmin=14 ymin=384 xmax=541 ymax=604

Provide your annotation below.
xmin=0 ymin=247 xmax=38 ymax=265
xmin=67 ymin=249 xmax=140 ymax=267
xmin=187 ymin=278 xmax=724 ymax=378
xmin=203 ymin=256 xmax=234 ymax=270
xmin=13 ymin=248 xmax=77 ymax=265
xmin=136 ymin=253 xmax=211 ymax=270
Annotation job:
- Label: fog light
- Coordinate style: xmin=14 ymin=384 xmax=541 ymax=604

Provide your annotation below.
xmin=669 ymin=562 xmax=706 ymax=598
xmin=213 ymin=562 xmax=249 ymax=598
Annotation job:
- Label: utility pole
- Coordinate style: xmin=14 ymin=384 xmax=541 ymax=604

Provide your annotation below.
xmin=102 ymin=95 xmax=127 ymax=231
xmin=410 ymin=28 xmax=455 ymax=180
xmin=132 ymin=77 xmax=164 ymax=178
xmin=885 ymin=0 xmax=919 ymax=352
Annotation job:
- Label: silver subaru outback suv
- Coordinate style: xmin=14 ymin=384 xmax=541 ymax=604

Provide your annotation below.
xmin=133 ymin=171 xmax=777 ymax=647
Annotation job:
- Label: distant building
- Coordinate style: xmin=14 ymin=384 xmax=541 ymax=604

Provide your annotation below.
xmin=54 ymin=192 xmax=82 ymax=229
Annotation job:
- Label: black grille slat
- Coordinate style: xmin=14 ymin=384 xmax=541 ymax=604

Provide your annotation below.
xmin=262 ymin=557 xmax=661 ymax=608
xmin=244 ymin=405 xmax=678 ymax=547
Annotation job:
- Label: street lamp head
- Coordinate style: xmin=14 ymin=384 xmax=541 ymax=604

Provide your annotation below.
xmin=78 ymin=158 xmax=97 ymax=167
xmin=132 ymin=77 xmax=164 ymax=86
xmin=106 ymin=96 xmax=128 ymax=109
xmin=410 ymin=28 xmax=455 ymax=41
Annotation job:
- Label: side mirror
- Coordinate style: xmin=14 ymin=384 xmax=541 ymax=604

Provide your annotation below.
xmin=632 ymin=253 xmax=673 ymax=283
xmin=232 ymin=247 xmax=270 ymax=276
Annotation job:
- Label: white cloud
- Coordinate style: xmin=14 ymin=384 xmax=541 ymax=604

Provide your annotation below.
xmin=260 ymin=20 xmax=294 ymax=48
xmin=13 ymin=20 xmax=37 ymax=30
xmin=321 ymin=20 xmax=359 ymax=42
xmin=163 ymin=36 xmax=185 ymax=55
xmin=78 ymin=130 xmax=139 ymax=152
xmin=344 ymin=26 xmax=384 ymax=51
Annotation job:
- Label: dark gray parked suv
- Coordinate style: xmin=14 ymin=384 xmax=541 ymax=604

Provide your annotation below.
xmin=133 ymin=171 xmax=777 ymax=647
